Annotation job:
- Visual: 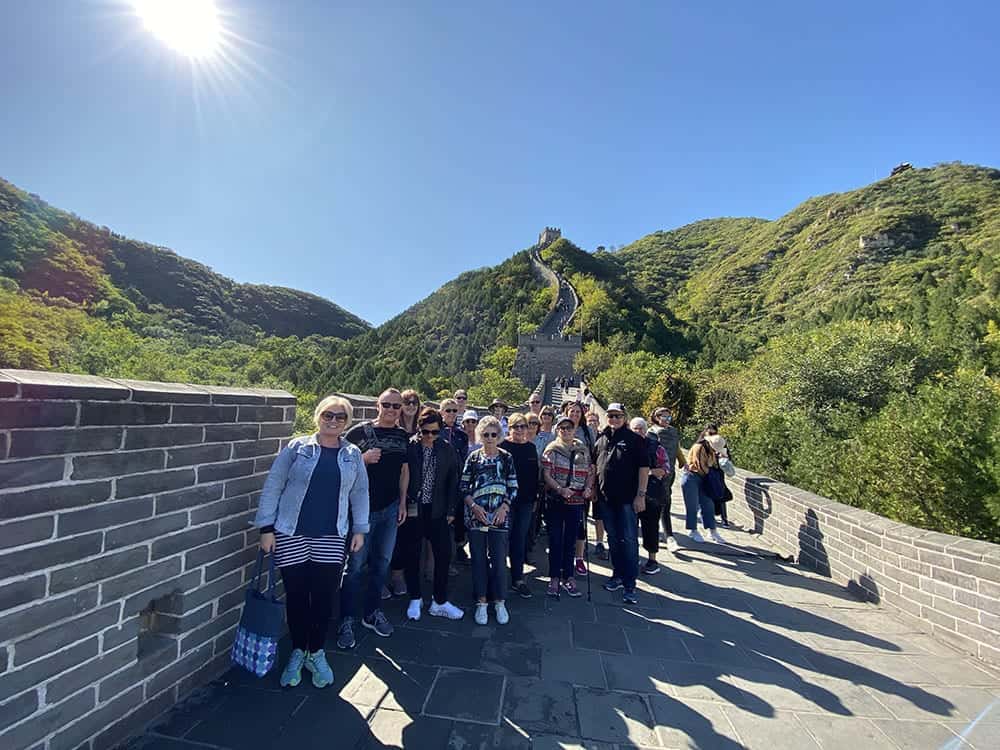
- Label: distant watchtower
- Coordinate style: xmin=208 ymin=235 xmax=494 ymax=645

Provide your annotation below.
xmin=538 ymin=227 xmax=561 ymax=246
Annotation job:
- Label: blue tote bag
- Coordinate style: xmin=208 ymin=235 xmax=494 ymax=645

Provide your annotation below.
xmin=231 ymin=550 xmax=284 ymax=677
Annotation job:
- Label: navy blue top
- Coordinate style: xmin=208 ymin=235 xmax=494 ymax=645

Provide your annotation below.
xmin=294 ymin=446 xmax=341 ymax=536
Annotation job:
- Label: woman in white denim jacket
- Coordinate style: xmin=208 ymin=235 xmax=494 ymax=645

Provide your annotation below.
xmin=255 ymin=395 xmax=369 ymax=688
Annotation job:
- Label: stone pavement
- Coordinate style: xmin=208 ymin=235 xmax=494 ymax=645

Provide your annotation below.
xmin=127 ymin=510 xmax=1000 ymax=750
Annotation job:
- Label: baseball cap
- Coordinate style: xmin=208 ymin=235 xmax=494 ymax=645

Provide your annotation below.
xmin=461 ymin=410 xmax=479 ymax=422
xmin=606 ymin=403 xmax=626 ymax=414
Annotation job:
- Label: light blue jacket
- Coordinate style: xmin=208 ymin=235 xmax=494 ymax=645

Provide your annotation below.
xmin=255 ymin=434 xmax=370 ymax=537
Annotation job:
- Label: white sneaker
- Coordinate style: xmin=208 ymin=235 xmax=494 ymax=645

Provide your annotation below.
xmin=474 ymin=603 xmax=489 ymax=625
xmin=710 ymin=529 xmax=727 ymax=544
xmin=689 ymin=530 xmax=706 ymax=543
xmin=495 ymin=602 xmax=510 ymax=625
xmin=666 ymin=535 xmax=679 ymax=552
xmin=428 ymin=601 xmax=464 ymax=620
xmin=406 ymin=599 xmax=422 ymax=621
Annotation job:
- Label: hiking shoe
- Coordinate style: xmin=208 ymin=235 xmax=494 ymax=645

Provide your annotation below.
xmin=546 ymin=579 xmax=561 ymax=599
xmin=495 ymin=601 xmax=510 ymax=625
xmin=280 ymin=648 xmax=307 ymax=687
xmin=623 ymin=589 xmax=639 ymax=605
xmin=381 ymin=585 xmax=392 ymax=600
xmin=594 ymin=543 xmax=609 ymax=561
xmin=642 ymin=560 xmax=660 ymax=575
xmin=336 ymin=618 xmax=356 ymax=650
xmin=665 ymin=535 xmax=679 ymax=553
xmin=574 ymin=558 xmax=587 ymax=577
xmin=603 ymin=578 xmax=624 ymax=592
xmin=391 ymin=579 xmax=408 ymax=596
xmin=406 ymin=598 xmax=422 ymax=621
xmin=474 ymin=603 xmax=489 ymax=625
xmin=429 ymin=601 xmax=464 ymax=620
xmin=710 ymin=529 xmax=727 ymax=544
xmin=514 ymin=581 xmax=532 ymax=599
xmin=689 ymin=530 xmax=706 ymax=543
xmin=363 ymin=610 xmax=393 ymax=637
xmin=304 ymin=649 xmax=333 ymax=688
xmin=561 ymin=579 xmax=582 ymax=598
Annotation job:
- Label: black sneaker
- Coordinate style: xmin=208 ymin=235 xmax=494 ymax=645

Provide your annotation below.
xmin=336 ymin=618 xmax=356 ymax=650
xmin=642 ymin=560 xmax=660 ymax=575
xmin=514 ymin=581 xmax=532 ymax=599
xmin=362 ymin=610 xmax=394 ymax=638
xmin=623 ymin=589 xmax=639 ymax=605
xmin=594 ymin=543 xmax=609 ymax=561
xmin=602 ymin=578 xmax=623 ymax=592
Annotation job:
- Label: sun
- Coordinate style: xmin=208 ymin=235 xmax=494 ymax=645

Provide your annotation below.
xmin=133 ymin=0 xmax=222 ymax=58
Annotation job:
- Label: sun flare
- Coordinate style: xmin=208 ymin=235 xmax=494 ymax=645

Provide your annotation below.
xmin=133 ymin=0 xmax=222 ymax=58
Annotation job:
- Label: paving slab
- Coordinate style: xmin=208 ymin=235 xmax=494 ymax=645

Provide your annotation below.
xmin=721 ymin=707 xmax=823 ymax=750
xmin=502 ymin=676 xmax=579 ymax=736
xmin=793 ymin=713 xmax=897 ymax=749
xmin=574 ymin=687 xmax=660 ymax=746
xmin=571 ymin=621 xmax=630 ymax=654
xmin=423 ymin=668 xmax=506 ymax=725
xmin=647 ymin=695 xmax=742 ymax=749
xmin=872 ymin=719 xmax=966 ymax=749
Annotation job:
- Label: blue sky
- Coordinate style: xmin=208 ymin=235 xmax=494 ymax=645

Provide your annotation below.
xmin=2 ymin=1 xmax=998 ymax=325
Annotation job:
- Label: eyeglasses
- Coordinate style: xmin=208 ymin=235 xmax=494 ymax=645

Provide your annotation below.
xmin=527 ymin=421 xmax=540 ymax=427
xmin=403 ymin=399 xmax=419 ymax=406
xmin=481 ymin=432 xmax=499 ymax=439
xmin=444 ymin=408 xmax=458 ymax=413
xmin=320 ymin=411 xmax=349 ymax=422
xmin=420 ymin=428 xmax=440 ymax=436
xmin=380 ymin=402 xmax=402 ymax=410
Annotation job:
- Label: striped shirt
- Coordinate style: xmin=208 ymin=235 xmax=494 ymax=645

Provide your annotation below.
xmin=273 ymin=532 xmax=347 ymax=568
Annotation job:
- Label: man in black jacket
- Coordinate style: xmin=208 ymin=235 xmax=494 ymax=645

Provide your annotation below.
xmin=594 ymin=403 xmax=649 ymax=604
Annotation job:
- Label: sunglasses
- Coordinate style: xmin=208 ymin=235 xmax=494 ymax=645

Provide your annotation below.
xmin=403 ymin=399 xmax=419 ymax=406
xmin=420 ymin=428 xmax=440 ymax=436
xmin=511 ymin=424 xmax=528 ymax=430
xmin=527 ymin=421 xmax=540 ymax=427
xmin=444 ymin=408 xmax=458 ymax=413
xmin=608 ymin=413 xmax=624 ymax=419
xmin=380 ymin=402 xmax=402 ymax=410
xmin=481 ymin=432 xmax=499 ymax=439
xmin=557 ymin=424 xmax=575 ymax=431
xmin=320 ymin=411 xmax=349 ymax=422
xmin=529 ymin=400 xmax=541 ymax=405
xmin=456 ymin=396 xmax=467 ymax=400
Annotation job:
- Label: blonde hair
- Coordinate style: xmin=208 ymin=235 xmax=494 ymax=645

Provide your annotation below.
xmin=313 ymin=395 xmax=354 ymax=431
xmin=439 ymin=398 xmax=458 ymax=411
xmin=476 ymin=415 xmax=502 ymax=442
xmin=507 ymin=412 xmax=527 ymax=429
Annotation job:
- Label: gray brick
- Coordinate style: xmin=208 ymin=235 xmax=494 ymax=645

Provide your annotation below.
xmin=81 ymin=402 xmax=170 ymax=426
xmin=954 ymin=557 xmax=1000 ymax=584
xmin=101 ymin=558 xmax=182 ymax=603
xmin=217 ymin=585 xmax=247 ymax=614
xmin=0 ymin=587 xmax=98 ymax=641
xmin=265 ymin=393 xmax=296 ymax=406
xmin=111 ymin=379 xmax=211 ymax=404
xmin=0 ymin=515 xmax=54 ymax=545
xmin=8 ymin=371 xmax=129 ymax=401
xmin=0 ymin=456 xmax=65 ymax=488
xmin=191 ymin=496 xmax=250 ymax=526
xmin=0 ymin=574 xmax=47 ymax=613
xmin=50 ymin=547 xmax=151 ymax=594
xmin=0 ymin=687 xmax=95 ymax=750
xmin=122 ymin=571 xmax=201 ymax=617
xmin=179 ymin=609 xmax=241 ymax=654
xmin=49 ymin=685 xmax=143 ymax=750
xmin=116 ymin=468 xmax=195 ymax=499
xmin=71 ymin=449 xmax=164 ymax=480
xmin=254 ymin=455 xmax=276 ymax=473
xmin=58 ymin=498 xmax=153 ymax=536
xmin=283 ymin=406 xmax=297 ymax=423
xmin=157 ymin=603 xmax=214 ymax=634
xmin=14 ymin=604 xmax=121 ymax=666
xmin=236 ymin=405 xmax=284 ymax=422
xmin=219 ymin=511 xmax=253 ymax=537
xmin=92 ymin=685 xmax=174 ymax=750
xmin=0 ymin=688 xmax=39 ymax=729
xmin=146 ymin=643 xmax=213 ymax=697
xmin=155 ymin=483 xmax=224 ymax=514
xmin=0 ymin=638 xmax=98 ymax=703
xmin=185 ymin=534 xmax=246 ymax=569
xmin=205 ymin=546 xmax=256 ymax=581
xmin=204 ymin=423 xmax=259 ymax=442
xmin=160 ymin=570 xmax=242 ymax=615
xmin=0 ymin=645 xmax=5 ymax=672
xmin=170 ymin=404 xmax=237 ymax=424
xmin=166 ymin=442 xmax=231 ymax=468
xmin=260 ymin=422 xmax=293 ymax=438
xmin=98 ymin=638 xmax=175 ymax=701
xmin=124 ymin=424 xmax=203 ymax=449
xmin=231 ymin=438 xmax=279 ymax=458
xmin=0 ymin=532 xmax=102 ymax=579
xmin=0 ymin=400 xmax=77 ymax=428
xmin=225 ymin=473 xmax=267 ymax=498
xmin=0 ymin=480 xmax=112 ymax=519
xmin=0 ymin=431 xmax=7 ymax=459
xmin=197 ymin=459 xmax=254 ymax=483
xmin=178 ymin=650 xmax=231 ymax=697
xmin=0 ymin=372 xmax=17 ymax=397
xmin=8 ymin=427 xmax=123 ymax=458
xmin=46 ymin=641 xmax=135 ymax=704
xmin=204 ymin=387 xmax=266 ymax=404
xmin=102 ymin=615 xmax=140 ymax=651
xmin=151 ymin=525 xmax=218 ymax=560
xmin=105 ymin=513 xmax=187 ymax=550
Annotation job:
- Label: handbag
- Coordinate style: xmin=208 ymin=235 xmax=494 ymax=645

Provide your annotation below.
xmin=231 ymin=550 xmax=285 ymax=677
xmin=703 ymin=466 xmax=727 ymax=503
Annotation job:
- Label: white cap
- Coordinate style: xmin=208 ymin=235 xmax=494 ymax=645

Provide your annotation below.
xmin=606 ymin=402 xmax=626 ymax=414
xmin=461 ymin=410 xmax=479 ymax=423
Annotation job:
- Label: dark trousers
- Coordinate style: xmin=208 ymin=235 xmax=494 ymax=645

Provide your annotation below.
xmin=281 ymin=561 xmax=343 ymax=652
xmin=400 ymin=506 xmax=452 ymax=605
xmin=639 ymin=498 xmax=662 ymax=555
xmin=469 ymin=528 xmax=508 ymax=602
xmin=508 ymin=503 xmax=534 ymax=584
xmin=599 ymin=501 xmax=639 ymax=590
xmin=547 ymin=502 xmax=584 ymax=581
xmin=661 ymin=473 xmax=675 ymax=536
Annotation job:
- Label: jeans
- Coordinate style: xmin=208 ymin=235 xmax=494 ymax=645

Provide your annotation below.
xmin=599 ymin=501 xmax=639 ymax=590
xmin=508 ymin=503 xmax=535 ymax=584
xmin=340 ymin=504 xmax=398 ymax=620
xmin=282 ymin=561 xmax=343 ymax=652
xmin=681 ymin=470 xmax=716 ymax=531
xmin=399 ymin=506 xmax=452 ymax=605
xmin=469 ymin=528 xmax=508 ymax=602
xmin=547 ymin=502 xmax=584 ymax=581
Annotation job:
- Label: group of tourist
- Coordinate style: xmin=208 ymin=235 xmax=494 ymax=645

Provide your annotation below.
xmin=254 ymin=386 xmax=735 ymax=688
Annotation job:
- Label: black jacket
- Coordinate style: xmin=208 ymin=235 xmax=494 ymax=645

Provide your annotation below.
xmin=595 ymin=426 xmax=649 ymax=505
xmin=406 ymin=436 xmax=461 ymax=520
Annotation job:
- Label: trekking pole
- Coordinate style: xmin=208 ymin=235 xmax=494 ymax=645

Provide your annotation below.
xmin=584 ymin=503 xmax=592 ymax=602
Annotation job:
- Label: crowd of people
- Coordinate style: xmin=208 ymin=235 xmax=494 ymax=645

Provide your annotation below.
xmin=254 ymin=386 xmax=736 ymax=688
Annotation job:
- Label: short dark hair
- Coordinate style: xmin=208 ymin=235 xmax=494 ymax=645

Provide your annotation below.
xmin=418 ymin=407 xmax=443 ymax=428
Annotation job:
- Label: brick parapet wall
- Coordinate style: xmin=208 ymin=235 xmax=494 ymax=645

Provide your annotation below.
xmin=0 ymin=369 xmax=295 ymax=750
xmin=724 ymin=468 xmax=1000 ymax=666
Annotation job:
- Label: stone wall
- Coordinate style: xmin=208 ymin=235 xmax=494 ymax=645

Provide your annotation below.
xmin=0 ymin=370 xmax=294 ymax=750
xmin=724 ymin=468 xmax=1000 ymax=666
xmin=512 ymin=334 xmax=582 ymax=386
